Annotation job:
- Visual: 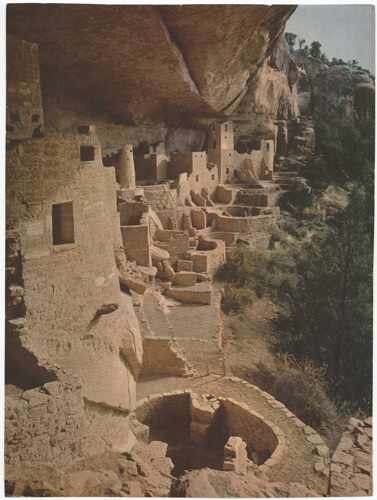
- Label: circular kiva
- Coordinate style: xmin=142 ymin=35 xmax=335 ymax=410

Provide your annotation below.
xmin=135 ymin=390 xmax=284 ymax=477
xmin=136 ymin=376 xmax=330 ymax=493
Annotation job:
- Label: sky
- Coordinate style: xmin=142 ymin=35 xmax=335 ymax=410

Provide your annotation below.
xmin=285 ymin=5 xmax=375 ymax=73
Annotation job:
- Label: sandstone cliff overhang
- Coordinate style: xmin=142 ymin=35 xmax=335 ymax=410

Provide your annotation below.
xmin=7 ymin=4 xmax=296 ymax=124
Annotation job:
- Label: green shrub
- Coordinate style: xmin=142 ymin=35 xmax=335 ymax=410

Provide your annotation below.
xmin=221 ymin=284 xmax=255 ymax=314
xmin=216 ymin=245 xmax=297 ymax=312
xmin=252 ymin=354 xmax=345 ymax=450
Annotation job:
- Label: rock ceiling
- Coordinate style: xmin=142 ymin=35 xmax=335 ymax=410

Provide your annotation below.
xmin=7 ymin=4 xmax=296 ymax=124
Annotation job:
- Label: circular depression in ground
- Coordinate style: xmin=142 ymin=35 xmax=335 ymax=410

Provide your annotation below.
xmin=135 ymin=391 xmax=280 ymax=477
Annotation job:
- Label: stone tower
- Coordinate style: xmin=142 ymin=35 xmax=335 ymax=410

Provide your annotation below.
xmin=119 ymin=145 xmax=136 ymax=189
xmin=207 ymin=121 xmax=234 ymax=183
xmin=208 ymin=121 xmax=234 ymax=152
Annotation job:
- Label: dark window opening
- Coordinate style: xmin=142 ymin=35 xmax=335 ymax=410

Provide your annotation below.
xmin=225 ymin=136 xmax=227 ymax=140
xmin=212 ymin=174 xmax=215 ymax=180
xmin=229 ymin=153 xmax=232 ymax=156
xmin=226 ymin=168 xmax=229 ymax=174
xmin=234 ymin=169 xmax=238 ymax=177
xmin=196 ymin=175 xmax=199 ymax=182
xmin=213 ymin=141 xmax=216 ymax=149
xmin=52 ymin=202 xmax=74 ymax=245
xmin=225 ymin=124 xmax=227 ymax=132
xmin=10 ymin=112 xmax=19 ymax=123
xmin=6 ymin=140 xmax=21 ymax=151
xmin=31 ymin=114 xmax=40 ymax=123
xmin=266 ymin=143 xmax=270 ymax=151
xmin=32 ymin=126 xmax=43 ymax=138
xmin=77 ymin=125 xmax=90 ymax=135
xmin=80 ymin=146 xmax=95 ymax=162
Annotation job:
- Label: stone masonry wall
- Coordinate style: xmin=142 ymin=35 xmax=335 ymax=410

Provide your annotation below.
xmin=215 ymin=214 xmax=274 ymax=233
xmin=6 ymin=36 xmax=44 ymax=142
xmin=5 ymin=370 xmax=86 ymax=468
xmin=6 ymin=131 xmax=142 ymax=412
xmin=5 ymin=367 xmax=136 ymax=468
xmin=118 ymin=200 xmax=149 ymax=225
xmin=135 ymin=153 xmax=169 ymax=182
xmin=121 ymin=225 xmax=151 ymax=266
xmin=140 ymin=338 xmax=192 ymax=377
xmin=221 ymin=398 xmax=278 ymax=456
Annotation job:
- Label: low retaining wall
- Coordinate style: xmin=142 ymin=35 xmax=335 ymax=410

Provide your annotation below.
xmin=165 ymin=285 xmax=212 ymax=305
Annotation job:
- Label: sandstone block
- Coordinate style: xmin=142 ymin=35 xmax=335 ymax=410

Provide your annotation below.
xmin=176 ymin=260 xmax=193 ymax=272
xmin=332 ymin=450 xmax=354 ymax=467
xmin=223 ymin=436 xmax=248 ymax=473
xmin=151 ymin=244 xmax=170 ymax=261
xmin=351 ymin=474 xmax=371 ymax=491
xmin=306 ymin=433 xmax=324 ymax=445
xmin=163 ymin=262 xmax=175 ymax=282
xmin=22 ymin=390 xmax=51 ymax=408
xmin=119 ymin=274 xmax=147 ymax=295
xmin=173 ymin=272 xmax=197 ymax=287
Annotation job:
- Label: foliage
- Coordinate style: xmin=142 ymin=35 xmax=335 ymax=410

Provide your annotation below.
xmin=273 ymin=186 xmax=373 ymax=412
xmin=220 ymin=284 xmax=255 ymax=314
xmin=285 ymin=32 xmax=371 ymax=72
xmin=216 ymin=245 xmax=297 ymax=313
xmin=329 ymin=57 xmax=347 ymax=67
xmin=252 ymin=354 xmax=345 ymax=445
xmin=302 ymin=118 xmax=375 ymax=191
xmin=309 ymin=41 xmax=322 ymax=59
xmin=285 ymin=32 xmax=297 ymax=51
xmin=272 ymin=113 xmax=374 ymax=411
xmin=278 ymin=178 xmax=313 ymax=213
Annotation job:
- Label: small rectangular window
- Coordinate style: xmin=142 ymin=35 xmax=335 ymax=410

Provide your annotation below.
xmin=196 ymin=175 xmax=199 ymax=182
xmin=80 ymin=146 xmax=95 ymax=162
xmin=229 ymin=153 xmax=232 ymax=156
xmin=77 ymin=125 xmax=90 ymax=135
xmin=226 ymin=168 xmax=229 ymax=174
xmin=31 ymin=114 xmax=40 ymax=123
xmin=213 ymin=141 xmax=216 ymax=149
xmin=52 ymin=202 xmax=74 ymax=245
xmin=266 ymin=143 xmax=270 ymax=151
xmin=211 ymin=174 xmax=215 ymax=180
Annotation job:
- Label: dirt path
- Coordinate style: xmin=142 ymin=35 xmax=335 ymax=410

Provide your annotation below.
xmin=223 ymin=297 xmax=278 ymax=382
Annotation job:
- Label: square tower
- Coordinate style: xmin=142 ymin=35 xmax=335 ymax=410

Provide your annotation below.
xmin=208 ymin=121 xmax=234 ymax=153
xmin=208 ymin=121 xmax=235 ymax=183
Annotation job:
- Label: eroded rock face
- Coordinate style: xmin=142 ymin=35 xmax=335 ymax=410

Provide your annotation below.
xmin=5 ymin=443 xmax=174 ymax=497
xmin=172 ymin=468 xmax=321 ymax=498
xmin=294 ymin=56 xmax=328 ymax=83
xmin=7 ymin=4 xmax=296 ymax=124
xmin=237 ymin=63 xmax=299 ymax=120
xmin=311 ymin=66 xmax=375 ymax=120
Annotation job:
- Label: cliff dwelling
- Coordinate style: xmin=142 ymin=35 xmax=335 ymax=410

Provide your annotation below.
xmin=4 ymin=3 xmax=374 ymax=498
